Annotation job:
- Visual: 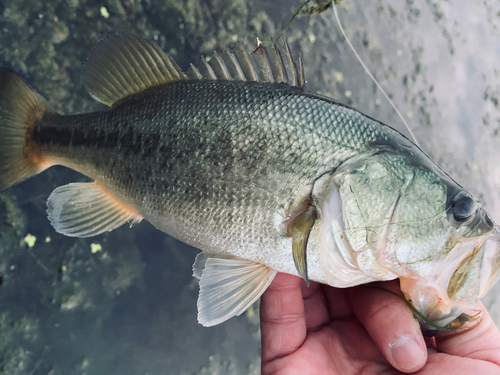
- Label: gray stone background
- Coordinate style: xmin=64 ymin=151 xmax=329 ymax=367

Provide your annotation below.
xmin=0 ymin=0 xmax=499 ymax=374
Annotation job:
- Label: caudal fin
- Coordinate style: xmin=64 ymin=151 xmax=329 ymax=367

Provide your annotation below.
xmin=0 ymin=69 xmax=53 ymax=191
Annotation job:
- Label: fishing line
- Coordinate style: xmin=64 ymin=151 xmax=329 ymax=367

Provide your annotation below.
xmin=366 ymin=285 xmax=481 ymax=332
xmin=332 ymin=3 xmax=421 ymax=148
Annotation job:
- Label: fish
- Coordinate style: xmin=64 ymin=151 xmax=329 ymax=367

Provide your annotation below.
xmin=0 ymin=32 xmax=499 ymax=328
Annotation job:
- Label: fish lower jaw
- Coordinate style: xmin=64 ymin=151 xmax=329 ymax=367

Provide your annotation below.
xmin=400 ymin=277 xmax=472 ymax=328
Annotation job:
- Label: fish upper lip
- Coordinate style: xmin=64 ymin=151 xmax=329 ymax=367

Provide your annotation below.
xmin=467 ymin=207 xmax=495 ymax=235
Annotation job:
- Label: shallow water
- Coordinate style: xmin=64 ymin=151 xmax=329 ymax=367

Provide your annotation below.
xmin=0 ymin=0 xmax=499 ymax=374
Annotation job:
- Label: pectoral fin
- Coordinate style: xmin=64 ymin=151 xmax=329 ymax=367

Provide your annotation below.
xmin=289 ymin=207 xmax=316 ymax=286
xmin=47 ymin=182 xmax=142 ymax=237
xmin=193 ymin=252 xmax=277 ymax=327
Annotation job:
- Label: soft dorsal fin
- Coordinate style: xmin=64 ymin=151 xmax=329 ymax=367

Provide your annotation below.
xmin=193 ymin=252 xmax=277 ymax=327
xmin=187 ymin=39 xmax=305 ymax=88
xmin=82 ymin=32 xmax=187 ymax=106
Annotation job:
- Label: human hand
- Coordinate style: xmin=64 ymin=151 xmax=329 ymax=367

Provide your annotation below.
xmin=260 ymin=273 xmax=500 ymax=374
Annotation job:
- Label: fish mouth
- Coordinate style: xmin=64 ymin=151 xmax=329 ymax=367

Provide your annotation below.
xmin=400 ymin=227 xmax=500 ymax=334
xmin=417 ymin=312 xmax=470 ymax=337
xmin=400 ymin=279 xmax=465 ymax=328
xmin=418 ymin=308 xmax=483 ymax=337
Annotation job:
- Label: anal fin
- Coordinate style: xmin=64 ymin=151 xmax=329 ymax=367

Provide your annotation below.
xmin=47 ymin=182 xmax=142 ymax=237
xmin=193 ymin=252 xmax=277 ymax=327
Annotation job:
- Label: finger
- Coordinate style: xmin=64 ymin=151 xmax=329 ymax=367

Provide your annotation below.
xmin=415 ymin=352 xmax=500 ymax=375
xmin=347 ymin=280 xmax=427 ymax=373
xmin=260 ymin=273 xmax=306 ymax=363
xmin=434 ymin=301 xmax=500 ymax=365
xmin=300 ymin=280 xmax=329 ymax=331
xmin=321 ymin=284 xmax=352 ymax=320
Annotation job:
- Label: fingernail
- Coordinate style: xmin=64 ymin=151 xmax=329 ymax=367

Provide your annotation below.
xmin=389 ymin=334 xmax=426 ymax=371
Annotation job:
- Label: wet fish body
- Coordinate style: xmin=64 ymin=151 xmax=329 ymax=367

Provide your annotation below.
xmin=1 ymin=33 xmax=499 ymax=327
xmin=37 ymin=79 xmax=404 ymax=279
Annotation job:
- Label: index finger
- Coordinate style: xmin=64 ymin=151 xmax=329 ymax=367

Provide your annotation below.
xmin=260 ymin=273 xmax=306 ymax=363
xmin=347 ymin=280 xmax=428 ymax=373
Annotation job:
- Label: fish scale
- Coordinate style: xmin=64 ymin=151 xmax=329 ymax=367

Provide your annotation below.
xmin=0 ymin=33 xmax=499 ymax=328
xmin=35 ymin=81 xmax=398 ymax=265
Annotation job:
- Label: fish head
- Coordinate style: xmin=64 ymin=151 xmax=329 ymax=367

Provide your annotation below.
xmin=399 ymin=189 xmax=500 ymax=329
xmin=319 ymin=153 xmax=500 ymax=330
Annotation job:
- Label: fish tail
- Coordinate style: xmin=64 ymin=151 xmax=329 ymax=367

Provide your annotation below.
xmin=0 ymin=69 xmax=53 ymax=191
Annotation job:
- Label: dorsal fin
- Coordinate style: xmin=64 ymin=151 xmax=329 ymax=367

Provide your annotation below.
xmin=83 ymin=33 xmax=305 ymax=107
xmin=186 ymin=39 xmax=305 ymax=88
xmin=82 ymin=32 xmax=187 ymax=106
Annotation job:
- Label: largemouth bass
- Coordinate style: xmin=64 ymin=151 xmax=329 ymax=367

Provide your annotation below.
xmin=0 ymin=32 xmax=499 ymax=328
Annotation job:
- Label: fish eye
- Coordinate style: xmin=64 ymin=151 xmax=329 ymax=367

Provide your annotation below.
xmin=450 ymin=191 xmax=476 ymax=223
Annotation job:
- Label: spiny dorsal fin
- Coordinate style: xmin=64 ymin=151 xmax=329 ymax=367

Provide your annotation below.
xmin=186 ymin=39 xmax=305 ymax=88
xmin=82 ymin=32 xmax=187 ymax=106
